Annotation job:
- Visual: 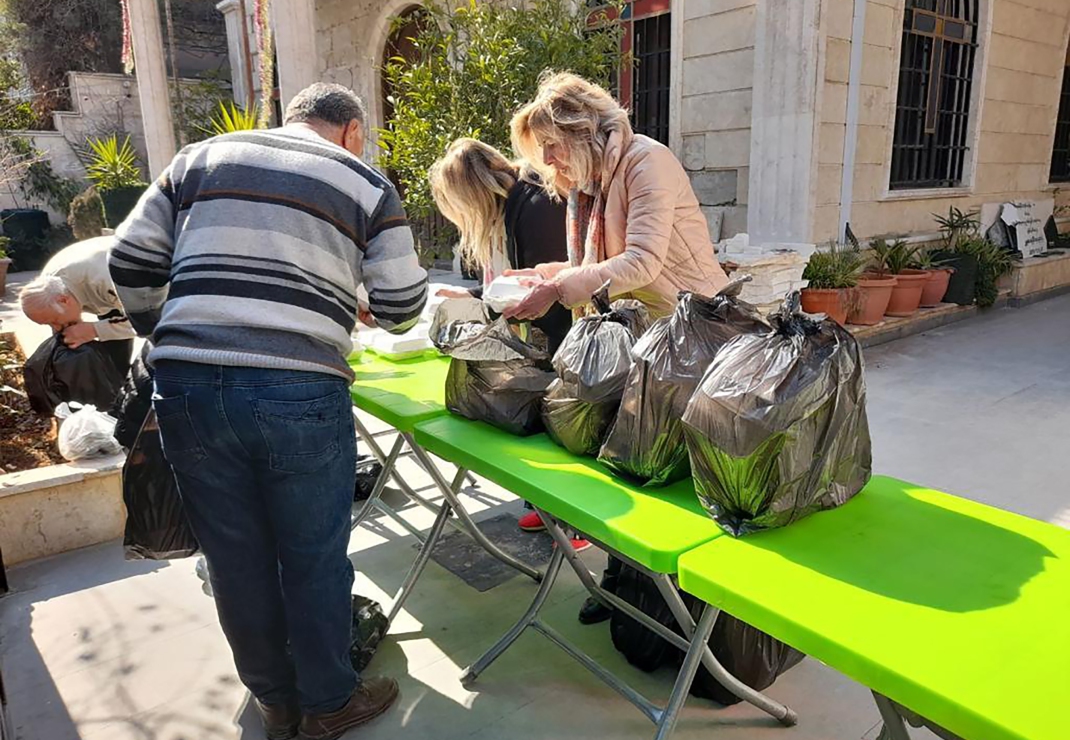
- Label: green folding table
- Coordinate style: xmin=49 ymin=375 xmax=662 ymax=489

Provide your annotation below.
xmin=413 ymin=415 xmax=797 ymax=738
xmin=348 ymin=351 xmax=541 ymax=623
xmin=678 ymin=475 xmax=1070 ymax=740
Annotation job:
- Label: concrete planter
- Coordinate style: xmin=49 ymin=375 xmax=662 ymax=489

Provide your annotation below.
xmin=0 ymin=454 xmax=125 ymax=567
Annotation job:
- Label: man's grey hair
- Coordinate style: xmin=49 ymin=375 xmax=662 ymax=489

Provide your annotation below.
xmin=284 ymin=83 xmax=367 ymax=127
xmin=19 ymin=275 xmax=72 ymax=315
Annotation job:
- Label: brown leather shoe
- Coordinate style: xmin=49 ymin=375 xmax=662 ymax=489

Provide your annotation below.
xmin=298 ymin=677 xmax=400 ymax=740
xmin=256 ymin=699 xmax=301 ymax=740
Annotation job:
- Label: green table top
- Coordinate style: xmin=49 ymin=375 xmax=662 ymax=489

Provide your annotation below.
xmin=348 ymin=352 xmax=450 ymax=432
xmin=678 ymin=475 xmax=1070 ymax=740
xmin=413 ymin=415 xmax=723 ymax=573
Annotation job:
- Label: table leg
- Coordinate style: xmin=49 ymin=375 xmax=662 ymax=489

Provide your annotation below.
xmin=461 ymin=544 xmax=564 ymax=688
xmin=653 ymin=575 xmax=798 ymax=727
xmin=352 ymin=434 xmax=406 ymax=531
xmin=873 ymin=692 xmax=913 ymax=740
xmin=406 ymin=436 xmax=543 ymax=583
xmin=352 ymin=410 xmax=428 ymax=502
xmin=384 ymin=467 xmax=467 ymax=625
xmin=652 ymin=604 xmax=721 ymax=740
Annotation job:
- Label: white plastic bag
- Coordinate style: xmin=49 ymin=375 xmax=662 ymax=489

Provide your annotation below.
xmin=56 ymin=403 xmax=121 ymax=461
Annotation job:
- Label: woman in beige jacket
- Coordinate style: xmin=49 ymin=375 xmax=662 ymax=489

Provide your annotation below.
xmin=504 ymin=71 xmax=729 ymax=322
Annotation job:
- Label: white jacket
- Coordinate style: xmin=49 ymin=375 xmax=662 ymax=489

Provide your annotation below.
xmin=43 ymin=237 xmax=135 ymax=342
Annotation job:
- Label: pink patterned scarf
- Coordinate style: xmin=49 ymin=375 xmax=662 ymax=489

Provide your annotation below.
xmin=566 ymin=185 xmax=606 ymax=317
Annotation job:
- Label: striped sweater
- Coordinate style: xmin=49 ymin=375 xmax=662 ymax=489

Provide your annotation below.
xmin=108 ymin=126 xmax=428 ymax=380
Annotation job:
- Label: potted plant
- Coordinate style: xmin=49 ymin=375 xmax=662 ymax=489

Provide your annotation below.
xmin=869 ymin=239 xmax=928 ymax=317
xmin=198 ymin=101 xmax=260 ymax=137
xmin=957 ymin=236 xmax=1013 ymax=308
xmin=933 ymin=207 xmax=980 ymax=305
xmin=848 ymin=244 xmax=897 ymax=326
xmin=85 ymin=135 xmax=148 ymax=228
xmin=912 ymin=250 xmax=954 ymax=307
xmin=801 ymin=242 xmax=865 ymax=325
xmin=0 ymin=236 xmax=11 ymax=296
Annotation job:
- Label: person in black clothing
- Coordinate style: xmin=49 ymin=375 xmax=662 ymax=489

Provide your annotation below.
xmin=429 ymin=138 xmax=572 ymax=355
xmin=430 ymin=138 xmax=596 ymax=555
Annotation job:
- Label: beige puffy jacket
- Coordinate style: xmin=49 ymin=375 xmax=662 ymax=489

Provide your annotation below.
xmin=542 ymin=129 xmax=729 ymax=317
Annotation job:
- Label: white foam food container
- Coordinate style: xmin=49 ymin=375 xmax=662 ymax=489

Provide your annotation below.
xmin=482 ymin=275 xmax=533 ymax=313
xmin=369 ymin=324 xmax=434 ymax=360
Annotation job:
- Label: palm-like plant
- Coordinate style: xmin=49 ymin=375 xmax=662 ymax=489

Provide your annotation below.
xmin=803 ymin=242 xmax=866 ymax=289
xmin=933 ymin=206 xmax=980 ymax=251
xmin=869 ymin=239 xmax=920 ymax=276
xmin=85 ymin=135 xmax=144 ymax=191
xmin=200 ymin=102 xmax=260 ymax=137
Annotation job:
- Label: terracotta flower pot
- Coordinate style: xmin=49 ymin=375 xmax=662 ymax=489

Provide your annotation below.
xmin=801 ymin=288 xmax=848 ymax=325
xmin=885 ymin=269 xmax=930 ymax=317
xmin=848 ymin=274 xmax=896 ymax=326
xmin=919 ymin=267 xmax=953 ymax=307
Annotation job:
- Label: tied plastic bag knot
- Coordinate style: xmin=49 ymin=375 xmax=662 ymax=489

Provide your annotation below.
xmin=430 ymin=300 xmax=556 ymax=436
xmin=769 ymin=290 xmax=822 ymax=340
xmin=598 ymin=279 xmax=769 ymax=486
xmin=542 ymin=283 xmax=651 ymax=455
xmin=24 ymin=335 xmax=126 ymax=416
xmin=56 ymin=403 xmax=121 ymax=461
xmin=682 ymin=292 xmax=872 ymax=536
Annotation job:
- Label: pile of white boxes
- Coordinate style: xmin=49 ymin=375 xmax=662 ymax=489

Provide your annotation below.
xmin=718 ymin=234 xmax=816 ymax=312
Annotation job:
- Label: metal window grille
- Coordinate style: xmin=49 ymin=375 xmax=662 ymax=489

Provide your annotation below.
xmin=632 ymin=13 xmax=672 ymax=146
xmin=1050 ymin=63 xmax=1070 ymax=183
xmin=889 ymin=0 xmax=979 ymax=190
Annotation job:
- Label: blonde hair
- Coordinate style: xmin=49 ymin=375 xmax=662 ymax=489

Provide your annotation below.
xmin=511 ymin=71 xmax=631 ymax=193
xmin=429 ymin=138 xmax=519 ymax=272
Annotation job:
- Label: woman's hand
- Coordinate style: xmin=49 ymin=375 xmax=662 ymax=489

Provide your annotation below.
xmin=505 ymin=262 xmax=568 ymax=282
xmin=435 ymin=287 xmax=474 ymax=299
xmin=503 ymin=280 xmax=561 ymax=321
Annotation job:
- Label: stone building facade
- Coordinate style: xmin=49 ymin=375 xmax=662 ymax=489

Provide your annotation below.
xmin=213 ymin=0 xmax=1070 ymax=246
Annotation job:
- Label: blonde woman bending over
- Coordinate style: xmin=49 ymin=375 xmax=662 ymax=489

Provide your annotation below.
xmin=503 ymin=72 xmax=729 ymax=322
xmin=429 ymin=137 xmax=571 ymax=353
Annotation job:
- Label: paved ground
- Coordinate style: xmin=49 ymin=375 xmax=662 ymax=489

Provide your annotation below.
xmin=4 ymin=291 xmax=1070 ymax=740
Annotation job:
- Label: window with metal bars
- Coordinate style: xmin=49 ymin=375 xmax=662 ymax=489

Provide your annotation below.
xmin=632 ymin=13 xmax=671 ymax=146
xmin=889 ymin=0 xmax=979 ymax=190
xmin=1049 ymin=60 xmax=1070 ymax=183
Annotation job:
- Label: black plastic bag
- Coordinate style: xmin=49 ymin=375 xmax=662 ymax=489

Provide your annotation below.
xmin=350 ymin=594 xmax=389 ymax=671
xmin=609 ymin=564 xmax=676 ymax=672
xmin=430 ymin=299 xmax=556 ymax=436
xmin=122 ymin=410 xmax=200 ymax=560
xmin=354 ymin=455 xmax=383 ymax=502
xmin=113 ymin=341 xmax=154 ymax=450
xmin=609 ymin=564 xmax=803 ymax=704
xmin=24 ymin=335 xmax=126 ymax=416
xmin=542 ymin=285 xmax=651 ymax=455
xmin=598 ymin=279 xmax=769 ymax=486
xmin=682 ymin=292 xmax=872 ymax=536
xmin=683 ymin=599 xmax=805 ymax=705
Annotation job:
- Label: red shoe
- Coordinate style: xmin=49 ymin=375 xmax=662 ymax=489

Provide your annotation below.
xmin=518 ymin=511 xmax=546 ymax=532
xmin=570 ymin=538 xmax=592 ymax=553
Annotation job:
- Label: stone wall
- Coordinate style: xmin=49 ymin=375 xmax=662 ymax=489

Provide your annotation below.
xmin=314 ymin=0 xmax=421 ymax=155
xmin=0 ymin=456 xmax=125 ymax=566
xmin=816 ymin=0 xmax=1070 ymax=243
xmin=678 ymin=0 xmax=756 ymax=239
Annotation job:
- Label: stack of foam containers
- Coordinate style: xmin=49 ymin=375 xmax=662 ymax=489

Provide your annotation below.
xmin=352 ymin=283 xmax=458 ymax=360
xmin=717 ymin=235 xmax=816 ymax=313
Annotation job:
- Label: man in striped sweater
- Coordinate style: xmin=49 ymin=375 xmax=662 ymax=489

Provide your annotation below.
xmin=109 ymin=83 xmax=426 ymax=740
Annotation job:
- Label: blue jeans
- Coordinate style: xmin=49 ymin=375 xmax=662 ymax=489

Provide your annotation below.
xmin=153 ymin=361 xmax=358 ymax=714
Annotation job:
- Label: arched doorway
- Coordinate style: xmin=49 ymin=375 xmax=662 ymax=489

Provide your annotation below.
xmin=380 ymin=5 xmax=426 ymax=141
xmin=378 ymin=5 xmax=457 ymax=269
